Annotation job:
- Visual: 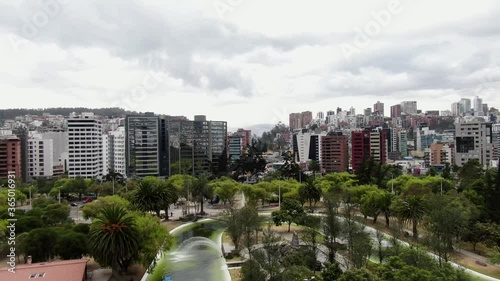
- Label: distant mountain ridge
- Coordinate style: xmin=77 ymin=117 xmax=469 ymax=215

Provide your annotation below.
xmin=0 ymin=107 xmax=138 ymax=119
xmin=229 ymin=123 xmax=275 ymax=137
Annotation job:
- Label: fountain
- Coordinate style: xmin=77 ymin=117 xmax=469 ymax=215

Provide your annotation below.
xmin=143 ymin=220 xmax=230 ymax=281
xmin=175 ymin=237 xmax=222 ymax=253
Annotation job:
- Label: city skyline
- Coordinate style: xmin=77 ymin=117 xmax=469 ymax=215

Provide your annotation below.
xmin=1 ymin=0 xmax=500 ymax=128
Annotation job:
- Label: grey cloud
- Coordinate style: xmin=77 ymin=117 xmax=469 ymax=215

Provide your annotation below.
xmin=0 ymin=0 xmax=323 ymax=97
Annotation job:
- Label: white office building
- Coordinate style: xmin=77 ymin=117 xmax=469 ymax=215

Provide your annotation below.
xmin=102 ymin=134 xmax=113 ymax=176
xmin=41 ymin=132 xmax=69 ymax=172
xmin=400 ymin=101 xmax=417 ymax=115
xmin=27 ymin=133 xmax=54 ymax=177
xmin=474 ymin=96 xmax=484 ymax=117
xmin=111 ymin=127 xmax=126 ymax=175
xmin=460 ymin=98 xmax=472 ymax=115
xmin=67 ymin=112 xmax=103 ymax=179
xmin=455 ymin=120 xmax=492 ymax=167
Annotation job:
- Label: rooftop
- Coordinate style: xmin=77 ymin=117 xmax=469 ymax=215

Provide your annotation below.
xmin=0 ymin=259 xmax=89 ymax=281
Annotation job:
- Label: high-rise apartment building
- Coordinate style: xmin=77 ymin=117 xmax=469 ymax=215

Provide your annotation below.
xmin=370 ymin=128 xmax=388 ymax=164
xmin=125 ymin=113 xmax=169 ymax=178
xmin=320 ymin=133 xmax=348 ymax=173
xmin=474 ymin=96 xmax=484 ymax=117
xmin=110 ymin=127 xmax=126 ymax=175
xmin=102 ymin=134 xmax=113 ymax=176
xmin=400 ymin=101 xmax=417 ymax=115
xmin=67 ymin=113 xmax=103 ymax=179
xmin=460 ymin=98 xmax=471 ymax=115
xmin=289 ymin=111 xmax=313 ymax=130
xmin=0 ymin=136 xmax=22 ymax=179
xmin=373 ymin=101 xmax=384 ymax=116
xmin=236 ymin=128 xmax=251 ymax=147
xmin=390 ymin=104 xmax=402 ymax=118
xmin=399 ymin=130 xmax=408 ymax=157
xmin=292 ymin=130 xmax=327 ymax=164
xmin=317 ymin=112 xmax=325 ymax=120
xmin=493 ymin=124 xmax=500 ymax=161
xmin=289 ymin=113 xmax=301 ymax=130
xmin=483 ymin=104 xmax=489 ymax=117
xmin=364 ymin=108 xmax=372 ymax=117
xmin=41 ymin=132 xmax=69 ymax=173
xmin=227 ymin=128 xmax=252 ymax=163
xmin=227 ymin=135 xmax=243 ymax=163
xmin=451 ymin=102 xmax=462 ymax=116
xmin=428 ymin=142 xmax=454 ymax=166
xmin=351 ymin=130 xmax=371 ymax=173
xmin=168 ymin=116 xmax=227 ymax=176
xmin=27 ymin=134 xmax=54 ymax=178
xmin=455 ymin=121 xmax=492 ymax=166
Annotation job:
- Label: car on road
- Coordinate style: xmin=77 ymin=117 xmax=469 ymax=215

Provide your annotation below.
xmin=70 ymin=202 xmax=78 ymax=207
xmin=82 ymin=198 xmax=94 ymax=203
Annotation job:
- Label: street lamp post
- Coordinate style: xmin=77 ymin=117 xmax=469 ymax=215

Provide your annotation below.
xmin=58 ymin=186 xmax=61 ymax=204
xmin=278 ymin=181 xmax=281 ymax=209
xmin=391 ymin=174 xmax=394 ymax=194
xmin=440 ymin=178 xmax=443 ymax=195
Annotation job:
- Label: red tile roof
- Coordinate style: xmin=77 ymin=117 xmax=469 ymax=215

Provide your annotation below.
xmin=0 ymin=259 xmax=89 ymax=281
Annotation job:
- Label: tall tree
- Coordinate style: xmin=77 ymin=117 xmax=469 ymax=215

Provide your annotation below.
xmin=299 ymin=178 xmax=322 ymax=208
xmin=231 ymin=139 xmax=267 ymax=181
xmin=135 ymin=213 xmax=173 ymax=270
xmin=191 ymin=175 xmax=213 ymax=215
xmin=69 ymin=177 xmax=90 ymax=201
xmin=491 ymin=163 xmax=500 ymax=223
xmin=322 ymin=193 xmax=342 ymax=263
xmin=308 ymin=160 xmax=321 ymax=177
xmin=88 ymin=205 xmax=140 ymax=281
xmin=424 ymin=194 xmax=474 ymax=265
xmin=23 ymin=228 xmax=59 ymax=262
xmin=391 ymin=195 xmax=428 ymax=239
xmin=210 ymin=177 xmax=240 ymax=205
xmin=131 ymin=177 xmax=164 ymax=217
xmin=272 ymin=199 xmax=304 ymax=232
xmin=458 ymin=159 xmax=484 ymax=191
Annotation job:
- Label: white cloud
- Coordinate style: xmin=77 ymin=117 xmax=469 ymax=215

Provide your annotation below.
xmin=0 ymin=0 xmax=499 ymax=127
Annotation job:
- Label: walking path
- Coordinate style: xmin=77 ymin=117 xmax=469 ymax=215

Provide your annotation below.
xmin=257 ymin=211 xmax=500 ymax=281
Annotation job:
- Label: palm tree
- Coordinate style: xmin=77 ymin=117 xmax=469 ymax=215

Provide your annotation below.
xmin=88 ymin=205 xmax=140 ymax=281
xmin=160 ymin=182 xmax=179 ymax=220
xmin=191 ymin=175 xmax=213 ymax=215
xmin=131 ymin=179 xmax=163 ymax=217
xmin=392 ymin=195 xmax=427 ymax=239
xmin=104 ymin=169 xmax=125 ymax=185
xmin=379 ymin=192 xmax=394 ymax=227
xmin=300 ymin=178 xmax=322 ymax=208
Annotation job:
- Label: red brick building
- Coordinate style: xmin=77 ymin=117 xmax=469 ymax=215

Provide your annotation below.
xmin=0 ymin=136 xmax=22 ymax=179
xmin=351 ymin=129 xmax=388 ymax=173
xmin=321 ymin=134 xmax=348 ymax=173
xmin=351 ymin=130 xmax=371 ymax=173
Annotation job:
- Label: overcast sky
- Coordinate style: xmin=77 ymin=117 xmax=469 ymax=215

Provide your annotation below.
xmin=1 ymin=0 xmax=500 ymax=128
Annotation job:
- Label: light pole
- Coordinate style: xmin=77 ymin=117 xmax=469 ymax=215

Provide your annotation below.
xmin=58 ymin=186 xmax=61 ymax=204
xmin=440 ymin=177 xmax=443 ymax=195
xmin=29 ymin=185 xmax=32 ymax=208
xmin=391 ymin=174 xmax=394 ymax=194
xmin=278 ymin=181 xmax=281 ymax=209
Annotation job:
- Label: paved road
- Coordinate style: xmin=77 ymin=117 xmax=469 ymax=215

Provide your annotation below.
xmin=69 ymin=204 xmax=92 ymax=224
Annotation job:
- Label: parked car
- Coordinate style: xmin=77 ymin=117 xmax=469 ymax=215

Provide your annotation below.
xmin=82 ymin=198 xmax=94 ymax=203
xmin=70 ymin=202 xmax=78 ymax=207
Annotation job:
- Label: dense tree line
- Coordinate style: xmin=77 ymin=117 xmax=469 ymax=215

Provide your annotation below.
xmin=0 ymin=107 xmax=135 ymax=119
